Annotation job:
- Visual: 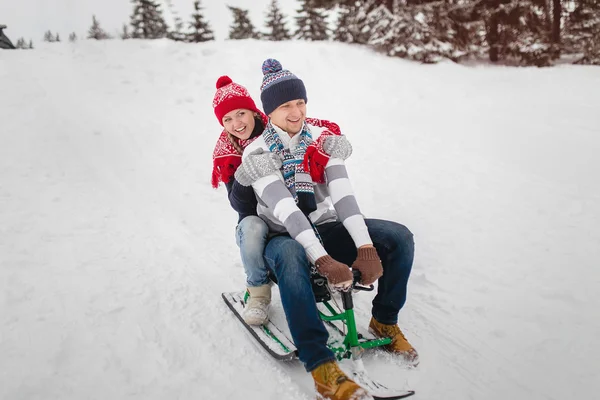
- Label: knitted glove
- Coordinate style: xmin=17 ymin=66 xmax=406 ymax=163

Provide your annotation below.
xmin=234 ymin=148 xmax=282 ymax=187
xmin=302 ymin=144 xmax=330 ymax=184
xmin=351 ymin=247 xmax=383 ymax=286
xmin=314 ymin=255 xmax=353 ymax=289
xmin=322 ymin=135 xmax=353 ymax=160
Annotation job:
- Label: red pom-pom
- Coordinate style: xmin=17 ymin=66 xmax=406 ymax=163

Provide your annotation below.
xmin=216 ymin=75 xmax=232 ymax=89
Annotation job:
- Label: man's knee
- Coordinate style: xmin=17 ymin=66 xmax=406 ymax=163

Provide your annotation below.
xmin=389 ymin=222 xmax=414 ymax=249
xmin=367 ymin=219 xmax=414 ymax=253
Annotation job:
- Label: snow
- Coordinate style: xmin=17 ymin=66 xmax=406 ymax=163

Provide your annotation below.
xmin=1 ymin=38 xmax=600 ymax=400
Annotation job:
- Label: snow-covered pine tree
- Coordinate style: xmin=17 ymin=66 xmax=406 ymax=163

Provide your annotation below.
xmin=333 ymin=5 xmax=353 ymax=42
xmin=295 ymin=0 xmax=329 ymax=41
xmin=362 ymin=3 xmax=395 ymax=49
xmin=445 ymin=1 xmax=488 ymax=61
xmin=88 ymin=15 xmax=110 ymax=40
xmin=69 ymin=32 xmax=77 ymax=42
xmin=168 ymin=16 xmax=186 ymax=41
xmin=28 ymin=39 xmax=33 ymax=49
xmin=365 ymin=3 xmax=446 ymax=63
xmin=565 ymin=0 xmax=600 ymax=64
xmin=55 ymin=33 xmax=61 ymax=42
xmin=165 ymin=0 xmax=187 ymax=41
xmin=130 ymin=0 xmax=168 ymax=39
xmin=15 ymin=37 xmax=26 ymax=49
xmin=43 ymin=30 xmax=55 ymax=42
xmin=484 ymin=0 xmax=553 ymax=66
xmin=333 ymin=0 xmax=377 ymax=44
xmin=228 ymin=6 xmax=259 ymax=39
xmin=121 ymin=24 xmax=132 ymax=40
xmin=188 ymin=0 xmax=214 ymax=42
xmin=310 ymin=0 xmax=354 ymax=9
xmin=264 ymin=0 xmax=291 ymax=41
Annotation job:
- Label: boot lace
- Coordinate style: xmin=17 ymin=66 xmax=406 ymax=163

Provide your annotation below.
xmin=323 ymin=362 xmax=348 ymax=385
xmin=379 ymin=323 xmax=407 ymax=344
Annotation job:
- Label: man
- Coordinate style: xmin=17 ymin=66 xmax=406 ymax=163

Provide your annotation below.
xmin=235 ymin=59 xmax=417 ymax=400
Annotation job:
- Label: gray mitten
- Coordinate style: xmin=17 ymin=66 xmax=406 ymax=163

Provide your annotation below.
xmin=235 ymin=148 xmax=282 ymax=187
xmin=322 ymin=135 xmax=353 ymax=160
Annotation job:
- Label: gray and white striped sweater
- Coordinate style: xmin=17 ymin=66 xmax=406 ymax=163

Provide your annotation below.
xmin=243 ymin=123 xmax=372 ymax=263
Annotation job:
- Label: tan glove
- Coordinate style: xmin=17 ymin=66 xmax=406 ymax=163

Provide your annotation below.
xmin=314 ymin=255 xmax=353 ymax=290
xmin=351 ymin=247 xmax=383 ymax=286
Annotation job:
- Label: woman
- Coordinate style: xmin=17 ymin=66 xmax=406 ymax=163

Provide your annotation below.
xmin=211 ymin=75 xmax=341 ymax=326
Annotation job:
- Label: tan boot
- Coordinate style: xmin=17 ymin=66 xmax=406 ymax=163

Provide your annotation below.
xmin=311 ymin=361 xmax=372 ymax=400
xmin=368 ymin=317 xmax=419 ymax=365
xmin=242 ymin=284 xmax=271 ymax=326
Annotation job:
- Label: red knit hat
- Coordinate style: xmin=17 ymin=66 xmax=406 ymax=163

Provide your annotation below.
xmin=212 ymin=76 xmax=261 ymax=126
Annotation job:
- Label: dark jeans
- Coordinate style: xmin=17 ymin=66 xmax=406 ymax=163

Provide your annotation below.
xmin=263 ymin=218 xmax=414 ymax=372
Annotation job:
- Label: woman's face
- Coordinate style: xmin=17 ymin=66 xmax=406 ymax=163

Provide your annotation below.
xmin=222 ymin=108 xmax=256 ymax=140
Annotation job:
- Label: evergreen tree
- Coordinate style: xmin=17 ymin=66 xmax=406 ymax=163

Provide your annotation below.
xmin=228 ymin=6 xmax=259 ymax=39
xmin=121 ymin=23 xmax=132 ymax=40
xmin=188 ymin=0 xmax=214 ymax=42
xmin=295 ymin=0 xmax=329 ymax=41
xmin=481 ymin=0 xmax=553 ymax=66
xmin=333 ymin=5 xmax=353 ymax=42
xmin=88 ymin=15 xmax=110 ymax=40
xmin=55 ymin=33 xmax=61 ymax=42
xmin=43 ymin=30 xmax=55 ymax=42
xmin=28 ymin=39 xmax=34 ymax=49
xmin=168 ymin=16 xmax=186 ymax=41
xmin=165 ymin=0 xmax=187 ymax=41
xmin=314 ymin=0 xmax=598 ymax=66
xmin=69 ymin=32 xmax=77 ymax=42
xmin=130 ymin=0 xmax=168 ymax=39
xmin=264 ymin=0 xmax=291 ymax=41
xmin=332 ymin=0 xmax=376 ymax=44
xmin=567 ymin=0 xmax=600 ymax=65
xmin=15 ymin=37 xmax=26 ymax=49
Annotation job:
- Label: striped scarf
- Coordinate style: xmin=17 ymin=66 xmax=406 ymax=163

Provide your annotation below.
xmin=262 ymin=121 xmax=317 ymax=215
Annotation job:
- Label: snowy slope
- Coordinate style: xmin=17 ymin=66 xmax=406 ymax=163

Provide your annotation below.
xmin=1 ymin=39 xmax=599 ymax=400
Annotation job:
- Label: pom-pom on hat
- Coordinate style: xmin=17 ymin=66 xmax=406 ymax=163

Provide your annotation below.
xmin=213 ymin=75 xmax=261 ymax=126
xmin=259 ymin=59 xmax=307 ymax=116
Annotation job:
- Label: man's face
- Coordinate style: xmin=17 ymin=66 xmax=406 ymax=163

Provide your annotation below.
xmin=269 ymin=99 xmax=306 ymax=135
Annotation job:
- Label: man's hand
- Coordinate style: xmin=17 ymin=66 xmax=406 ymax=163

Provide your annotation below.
xmin=235 ymin=148 xmax=282 ymax=187
xmin=322 ymin=135 xmax=352 ymax=160
xmin=351 ymin=246 xmax=383 ymax=286
xmin=314 ymin=255 xmax=353 ymax=290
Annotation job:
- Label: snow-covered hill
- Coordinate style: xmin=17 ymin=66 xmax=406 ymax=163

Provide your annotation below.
xmin=1 ymin=39 xmax=599 ymax=400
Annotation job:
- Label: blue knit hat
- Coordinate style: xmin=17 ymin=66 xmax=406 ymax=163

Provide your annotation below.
xmin=260 ymin=59 xmax=307 ymax=116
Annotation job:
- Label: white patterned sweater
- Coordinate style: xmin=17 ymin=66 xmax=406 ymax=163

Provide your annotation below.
xmin=242 ymin=123 xmax=373 ymax=264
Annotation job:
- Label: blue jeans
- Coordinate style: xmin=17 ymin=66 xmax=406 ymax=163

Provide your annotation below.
xmin=235 ymin=216 xmax=270 ymax=287
xmin=317 ymin=219 xmax=414 ymax=325
xmin=263 ymin=218 xmax=414 ymax=371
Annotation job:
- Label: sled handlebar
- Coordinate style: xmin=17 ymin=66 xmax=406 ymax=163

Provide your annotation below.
xmin=352 ymin=270 xmax=374 ymax=292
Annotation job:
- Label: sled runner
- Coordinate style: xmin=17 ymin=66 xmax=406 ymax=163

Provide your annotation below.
xmin=222 ymin=270 xmax=415 ymax=399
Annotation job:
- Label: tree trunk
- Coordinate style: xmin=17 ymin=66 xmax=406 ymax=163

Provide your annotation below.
xmin=552 ymin=0 xmax=561 ymax=45
xmin=488 ymin=13 xmax=500 ymax=62
xmin=385 ymin=0 xmax=394 ymax=13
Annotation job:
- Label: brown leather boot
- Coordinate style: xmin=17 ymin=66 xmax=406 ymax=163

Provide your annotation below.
xmin=368 ymin=317 xmax=419 ymax=365
xmin=311 ymin=361 xmax=372 ymax=400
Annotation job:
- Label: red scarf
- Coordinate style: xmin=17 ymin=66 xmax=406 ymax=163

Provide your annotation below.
xmin=211 ymin=116 xmax=342 ymax=188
